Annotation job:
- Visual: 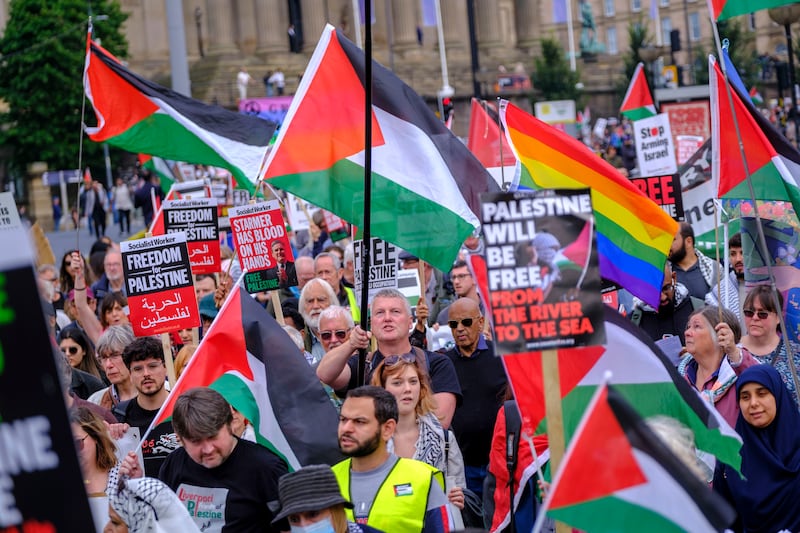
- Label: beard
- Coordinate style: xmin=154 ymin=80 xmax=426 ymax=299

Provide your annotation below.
xmin=668 ymin=242 xmax=687 ymax=264
xmin=301 ymin=310 xmax=321 ymax=331
xmin=340 ymin=428 xmax=382 ymax=458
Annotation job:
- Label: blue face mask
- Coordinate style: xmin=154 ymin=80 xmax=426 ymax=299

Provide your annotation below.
xmin=290 ymin=517 xmax=335 ymax=533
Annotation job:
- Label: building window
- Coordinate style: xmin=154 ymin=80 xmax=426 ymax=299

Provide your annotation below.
xmin=661 ymin=17 xmax=672 ymax=46
xmin=689 ymin=12 xmax=701 ymax=41
xmin=607 ymin=26 xmax=618 ymax=54
xmin=748 ymin=13 xmax=756 ymax=31
xmin=632 ymin=0 xmax=642 ymax=12
xmin=660 ymin=0 xmax=669 ymax=6
xmin=604 ymin=0 xmax=615 ymax=17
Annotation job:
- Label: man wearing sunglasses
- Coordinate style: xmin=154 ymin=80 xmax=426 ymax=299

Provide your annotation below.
xmin=443 ymin=298 xmax=506 ymax=500
xmin=317 ymin=289 xmax=462 ymax=428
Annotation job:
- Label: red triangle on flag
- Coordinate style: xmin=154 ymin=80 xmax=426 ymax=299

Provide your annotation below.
xmin=264 ymin=31 xmax=384 ymax=178
xmin=549 ymin=384 xmax=647 ymax=509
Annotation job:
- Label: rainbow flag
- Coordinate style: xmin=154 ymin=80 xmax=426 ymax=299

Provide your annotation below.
xmin=500 ymin=101 xmax=678 ymax=307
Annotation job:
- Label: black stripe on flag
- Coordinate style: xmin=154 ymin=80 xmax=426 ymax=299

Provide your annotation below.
xmin=333 ymin=30 xmax=500 ymax=220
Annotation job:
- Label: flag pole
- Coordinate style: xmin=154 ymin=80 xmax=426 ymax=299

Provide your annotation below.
xmin=496 ymin=98 xmax=508 ymax=190
xmin=77 ymin=19 xmax=92 ymax=251
xmin=357 ymin=0 xmax=374 ymax=387
xmin=710 ymin=15 xmax=800 ymax=408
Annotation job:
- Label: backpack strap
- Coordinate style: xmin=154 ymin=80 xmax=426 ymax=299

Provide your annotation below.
xmin=112 ymin=399 xmax=133 ymax=423
xmin=504 ymin=400 xmax=521 ymax=531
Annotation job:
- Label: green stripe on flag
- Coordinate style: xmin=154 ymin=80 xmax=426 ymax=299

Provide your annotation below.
xmin=549 ymin=495 xmax=691 ymax=532
xmin=622 ymin=107 xmax=657 ymax=121
xmin=722 ymin=160 xmax=800 ymax=210
xmin=271 ymin=159 xmax=475 ymax=271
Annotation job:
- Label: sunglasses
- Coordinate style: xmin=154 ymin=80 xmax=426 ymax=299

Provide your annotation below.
xmin=74 ymin=434 xmax=89 ymax=451
xmin=61 ymin=346 xmax=80 ymax=355
xmin=448 ymin=317 xmax=481 ymax=329
xmin=743 ymin=309 xmax=771 ymax=320
xmin=320 ymin=329 xmax=349 ymax=341
xmin=384 ymin=353 xmax=416 ymax=367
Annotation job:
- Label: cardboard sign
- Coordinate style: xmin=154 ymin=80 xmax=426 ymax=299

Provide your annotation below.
xmin=322 ymin=210 xmax=349 ymax=241
xmin=0 ymin=229 xmax=95 ymax=531
xmin=353 ymin=238 xmax=399 ymax=306
xmin=629 ymin=174 xmax=684 ymax=220
xmin=170 ymin=179 xmax=209 ymax=199
xmin=634 ymin=113 xmax=678 ymax=176
xmin=0 ymin=192 xmax=22 ymax=232
xmin=121 ymin=233 xmax=200 ymax=336
xmin=285 ymin=193 xmax=318 ymax=232
xmin=480 ymin=189 xmax=605 ymax=352
xmin=162 ymin=198 xmax=220 ymax=274
xmin=229 ymin=201 xmax=295 ymax=293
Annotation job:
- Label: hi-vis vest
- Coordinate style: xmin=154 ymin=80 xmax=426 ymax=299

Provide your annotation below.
xmin=343 ymin=285 xmax=361 ymax=323
xmin=332 ymin=457 xmax=445 ymax=533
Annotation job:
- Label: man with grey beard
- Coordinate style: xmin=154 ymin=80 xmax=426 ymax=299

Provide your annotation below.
xmin=298 ymin=278 xmax=338 ymax=364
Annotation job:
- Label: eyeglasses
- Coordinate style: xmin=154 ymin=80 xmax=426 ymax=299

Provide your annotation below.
xmin=130 ymin=361 xmax=165 ymax=374
xmin=60 ymin=345 xmax=80 ymax=356
xmin=451 ymin=273 xmax=472 ymax=281
xmin=743 ymin=309 xmax=771 ymax=320
xmin=74 ymin=434 xmax=89 ymax=451
xmin=320 ymin=329 xmax=349 ymax=341
xmin=383 ymin=353 xmax=416 ymax=367
xmin=448 ymin=317 xmax=481 ymax=329
xmin=97 ymin=351 xmax=123 ymax=363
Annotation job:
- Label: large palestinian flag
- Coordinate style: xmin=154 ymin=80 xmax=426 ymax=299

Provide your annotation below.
xmin=543 ymin=384 xmax=736 ymax=531
xmin=620 ymin=63 xmax=657 ymax=121
xmin=146 ymin=286 xmax=342 ymax=470
xmin=711 ymin=55 xmax=800 ymax=218
xmin=259 ymin=25 xmax=497 ymax=272
xmin=710 ymin=0 xmax=797 ymax=20
xmin=501 ymin=307 xmax=743 ymax=471
xmin=84 ymin=39 xmax=275 ymax=193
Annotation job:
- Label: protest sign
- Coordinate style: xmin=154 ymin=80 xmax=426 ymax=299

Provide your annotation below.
xmin=480 ymin=189 xmax=605 ymax=352
xmin=630 ymin=174 xmax=684 ymax=220
xmin=0 ymin=192 xmax=22 ymax=232
xmin=229 ymin=201 xmax=295 ymax=293
xmin=162 ymin=198 xmax=220 ymax=274
xmin=170 ymin=179 xmax=209 ymax=199
xmin=285 ymin=193 xmax=317 ymax=232
xmin=675 ymin=134 xmax=705 ymax=165
xmin=634 ymin=113 xmax=678 ymax=176
xmin=121 ymin=233 xmax=199 ymax=336
xmin=0 ymin=228 xmax=95 ymax=531
xmin=323 ymin=210 xmax=349 ymax=241
xmin=354 ymin=238 xmax=399 ymax=306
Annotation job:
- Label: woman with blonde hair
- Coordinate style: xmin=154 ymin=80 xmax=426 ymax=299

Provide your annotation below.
xmin=371 ymin=353 xmax=467 ymax=512
xmin=71 ymin=406 xmax=118 ymax=532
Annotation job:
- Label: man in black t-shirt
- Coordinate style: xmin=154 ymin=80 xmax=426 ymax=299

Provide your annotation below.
xmin=113 ymin=337 xmax=178 ymax=477
xmin=159 ymin=387 xmax=289 ymax=532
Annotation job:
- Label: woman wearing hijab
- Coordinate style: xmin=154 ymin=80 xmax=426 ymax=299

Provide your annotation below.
xmin=713 ymin=365 xmax=800 ymax=532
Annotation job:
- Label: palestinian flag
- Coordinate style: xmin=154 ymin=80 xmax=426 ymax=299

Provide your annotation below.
xmin=146 ymin=286 xmax=342 ymax=470
xmin=543 ymin=383 xmax=736 ymax=531
xmin=710 ymin=55 xmax=800 ymax=218
xmin=710 ymin=0 xmax=796 ymax=21
xmin=466 ymin=98 xmax=519 ymax=190
xmin=501 ymin=307 xmax=743 ymax=471
xmin=84 ymin=39 xmax=275 ymax=193
xmin=749 ymin=86 xmax=764 ymax=106
xmin=259 ymin=25 xmax=497 ymax=272
xmin=620 ymin=63 xmax=657 ymax=121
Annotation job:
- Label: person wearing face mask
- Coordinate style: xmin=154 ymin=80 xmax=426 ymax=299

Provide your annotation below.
xmin=273 ymin=465 xmax=385 ymax=533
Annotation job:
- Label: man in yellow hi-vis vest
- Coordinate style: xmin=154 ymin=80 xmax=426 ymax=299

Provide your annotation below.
xmin=332 ymin=386 xmax=450 ymax=533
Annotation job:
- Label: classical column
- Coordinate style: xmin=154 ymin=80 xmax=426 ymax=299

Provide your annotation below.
xmin=256 ymin=0 xmax=288 ymax=54
xmin=205 ymin=0 xmax=238 ymax=54
xmin=442 ymin=0 xmax=467 ymax=53
xmin=475 ymin=0 xmax=503 ymax=51
xmin=300 ymin=0 xmax=327 ymax=51
xmin=391 ymin=0 xmax=417 ymax=52
xmin=514 ymin=0 xmax=539 ymax=50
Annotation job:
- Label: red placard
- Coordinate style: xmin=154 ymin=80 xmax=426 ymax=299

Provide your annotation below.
xmin=121 ymin=233 xmax=201 ymax=336
xmin=162 ymin=198 xmax=220 ymax=274
xmin=229 ymin=201 xmax=295 ymax=293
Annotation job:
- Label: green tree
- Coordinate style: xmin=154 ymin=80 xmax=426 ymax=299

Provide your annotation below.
xmin=532 ymin=38 xmax=582 ymax=103
xmin=0 ymin=0 xmax=127 ymax=178
xmin=694 ymin=18 xmax=757 ymax=86
xmin=616 ymin=20 xmax=654 ymax=105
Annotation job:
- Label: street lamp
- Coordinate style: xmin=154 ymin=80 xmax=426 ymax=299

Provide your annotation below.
xmin=769 ymin=5 xmax=800 ymax=146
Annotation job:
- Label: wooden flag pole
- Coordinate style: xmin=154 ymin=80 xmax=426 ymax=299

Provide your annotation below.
xmin=541 ymin=348 xmax=570 ymax=533
xmin=145 ymin=229 xmax=178 ymax=386
xmin=272 ymin=290 xmax=285 ymax=325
